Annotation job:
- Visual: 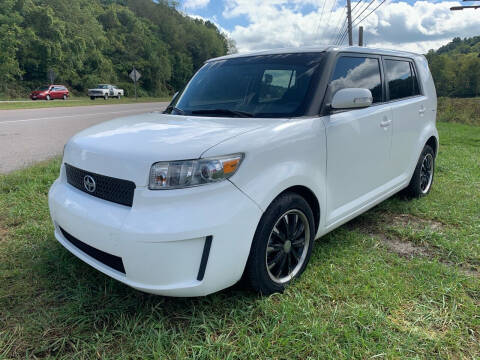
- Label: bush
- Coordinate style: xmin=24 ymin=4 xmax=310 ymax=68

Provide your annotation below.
xmin=437 ymin=97 xmax=480 ymax=126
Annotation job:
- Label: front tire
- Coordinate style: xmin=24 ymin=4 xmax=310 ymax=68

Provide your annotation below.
xmin=90 ymin=96 xmax=95 ymax=100
xmin=46 ymin=95 xmax=51 ymax=101
xmin=117 ymin=94 xmax=121 ymax=99
xmin=104 ymin=94 xmax=108 ymax=100
xmin=405 ymin=145 xmax=435 ymax=198
xmin=245 ymin=192 xmax=315 ymax=295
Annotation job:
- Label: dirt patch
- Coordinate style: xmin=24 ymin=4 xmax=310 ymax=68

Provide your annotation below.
xmin=380 ymin=234 xmax=478 ymax=278
xmin=0 ymin=223 xmax=8 ymax=241
xmin=382 ymin=236 xmax=434 ymax=258
xmin=347 ymin=213 xmax=478 ymax=278
xmin=389 ymin=214 xmax=445 ymax=232
xmin=458 ymin=266 xmax=480 ymax=278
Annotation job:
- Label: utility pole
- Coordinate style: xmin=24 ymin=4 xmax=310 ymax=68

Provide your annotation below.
xmin=451 ymin=0 xmax=480 ymax=11
xmin=347 ymin=0 xmax=353 ymax=45
xmin=358 ymin=26 xmax=364 ymax=46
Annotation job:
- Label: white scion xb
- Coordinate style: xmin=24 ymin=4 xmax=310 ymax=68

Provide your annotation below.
xmin=49 ymin=46 xmax=438 ymax=296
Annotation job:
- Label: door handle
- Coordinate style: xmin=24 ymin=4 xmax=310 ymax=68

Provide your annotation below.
xmin=418 ymin=107 xmax=426 ymax=115
xmin=380 ymin=119 xmax=392 ymax=128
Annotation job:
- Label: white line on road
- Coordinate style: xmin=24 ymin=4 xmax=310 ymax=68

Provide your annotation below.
xmin=0 ymin=109 xmax=160 ymax=125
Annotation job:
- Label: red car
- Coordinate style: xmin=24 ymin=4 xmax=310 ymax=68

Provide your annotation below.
xmin=30 ymin=85 xmax=69 ymax=100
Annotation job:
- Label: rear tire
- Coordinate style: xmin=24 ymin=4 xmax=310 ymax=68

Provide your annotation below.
xmin=405 ymin=145 xmax=435 ymax=198
xmin=245 ymin=192 xmax=315 ymax=295
xmin=117 ymin=94 xmax=121 ymax=99
xmin=46 ymin=95 xmax=51 ymax=101
xmin=104 ymin=94 xmax=108 ymax=100
xmin=90 ymin=96 xmax=95 ymax=100
xmin=63 ymin=94 xmax=67 ymax=100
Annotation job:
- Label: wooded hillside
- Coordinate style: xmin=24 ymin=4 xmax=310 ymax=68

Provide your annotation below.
xmin=0 ymin=0 xmax=231 ymax=97
xmin=426 ymin=36 xmax=480 ymax=98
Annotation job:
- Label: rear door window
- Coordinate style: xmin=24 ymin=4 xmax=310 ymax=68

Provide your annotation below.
xmin=385 ymin=59 xmax=420 ymax=100
xmin=329 ymin=56 xmax=383 ymax=103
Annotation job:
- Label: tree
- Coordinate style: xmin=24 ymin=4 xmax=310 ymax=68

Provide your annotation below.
xmin=0 ymin=0 xmax=229 ymax=97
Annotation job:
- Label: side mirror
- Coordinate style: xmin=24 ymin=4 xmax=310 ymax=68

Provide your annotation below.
xmin=331 ymin=88 xmax=373 ymax=110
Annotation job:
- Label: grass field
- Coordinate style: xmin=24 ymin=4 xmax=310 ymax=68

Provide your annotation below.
xmin=0 ymin=103 xmax=479 ymax=358
xmin=0 ymin=97 xmax=170 ymax=110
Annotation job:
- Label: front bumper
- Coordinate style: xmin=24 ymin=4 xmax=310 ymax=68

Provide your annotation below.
xmin=48 ymin=165 xmax=262 ymax=297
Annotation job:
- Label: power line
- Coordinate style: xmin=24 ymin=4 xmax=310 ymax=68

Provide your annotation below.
xmin=334 ymin=20 xmax=347 ymax=44
xmin=334 ymin=16 xmax=348 ymax=44
xmin=331 ymin=6 xmax=347 ymax=44
xmin=353 ymin=0 xmax=387 ymax=26
xmin=336 ymin=3 xmax=351 ymax=46
xmin=324 ymin=0 xmax=340 ymax=44
xmin=315 ymin=0 xmax=329 ymax=41
xmin=338 ymin=0 xmax=368 ymax=44
xmin=334 ymin=0 xmax=368 ymax=46
xmin=333 ymin=1 xmax=350 ymax=45
xmin=338 ymin=24 xmax=349 ymax=45
xmin=351 ymin=0 xmax=363 ymax=12
xmin=337 ymin=0 xmax=387 ymax=44
xmin=351 ymin=0 xmax=375 ymax=24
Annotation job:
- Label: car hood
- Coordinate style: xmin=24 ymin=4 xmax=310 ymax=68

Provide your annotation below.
xmin=63 ymin=112 xmax=271 ymax=186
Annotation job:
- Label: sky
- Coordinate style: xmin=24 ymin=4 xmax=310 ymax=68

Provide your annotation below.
xmin=177 ymin=0 xmax=479 ymax=54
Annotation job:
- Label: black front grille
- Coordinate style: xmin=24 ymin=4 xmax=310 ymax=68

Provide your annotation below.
xmin=60 ymin=227 xmax=126 ymax=274
xmin=65 ymin=163 xmax=136 ymax=207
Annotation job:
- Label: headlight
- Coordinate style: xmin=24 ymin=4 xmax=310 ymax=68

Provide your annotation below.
xmin=149 ymin=154 xmax=244 ymax=190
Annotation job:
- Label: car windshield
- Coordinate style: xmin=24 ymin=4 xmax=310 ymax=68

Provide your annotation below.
xmin=37 ymin=86 xmax=50 ymax=91
xmin=97 ymin=85 xmax=109 ymax=89
xmin=168 ymin=53 xmax=324 ymax=118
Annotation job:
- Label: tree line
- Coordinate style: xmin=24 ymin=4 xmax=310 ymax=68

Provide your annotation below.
xmin=1 ymin=0 xmax=479 ymax=100
xmin=426 ymin=36 xmax=480 ymax=98
xmin=0 ymin=0 xmax=233 ymax=98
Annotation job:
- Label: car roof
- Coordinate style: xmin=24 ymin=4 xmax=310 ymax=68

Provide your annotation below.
xmin=207 ymin=45 xmax=423 ymax=62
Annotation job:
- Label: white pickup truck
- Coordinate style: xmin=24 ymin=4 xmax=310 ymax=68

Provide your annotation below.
xmin=88 ymin=84 xmax=124 ymax=100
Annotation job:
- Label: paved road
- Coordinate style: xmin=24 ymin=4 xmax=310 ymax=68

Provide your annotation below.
xmin=0 ymin=102 xmax=167 ymax=173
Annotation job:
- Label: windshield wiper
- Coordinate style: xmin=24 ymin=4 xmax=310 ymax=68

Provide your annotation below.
xmin=164 ymin=106 xmax=185 ymax=115
xmin=190 ymin=109 xmax=254 ymax=118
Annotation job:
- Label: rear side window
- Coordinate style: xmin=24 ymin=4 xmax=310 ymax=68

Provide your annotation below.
xmin=385 ymin=59 xmax=420 ymax=100
xmin=330 ymin=56 xmax=383 ymax=103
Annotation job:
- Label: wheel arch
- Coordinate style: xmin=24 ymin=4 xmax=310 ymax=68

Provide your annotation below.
xmin=270 ymin=185 xmax=321 ymax=234
xmin=426 ymin=135 xmax=438 ymax=157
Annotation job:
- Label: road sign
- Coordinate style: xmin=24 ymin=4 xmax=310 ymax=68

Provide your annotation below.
xmin=129 ymin=67 xmax=141 ymax=100
xmin=47 ymin=69 xmax=56 ymax=84
xmin=129 ymin=68 xmax=141 ymax=82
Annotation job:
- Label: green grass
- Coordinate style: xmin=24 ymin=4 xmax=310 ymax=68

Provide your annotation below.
xmin=0 ymin=97 xmax=169 ymax=110
xmin=0 ymin=112 xmax=479 ymax=358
